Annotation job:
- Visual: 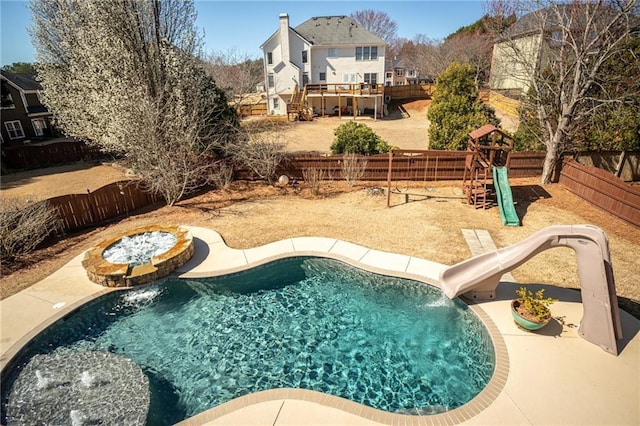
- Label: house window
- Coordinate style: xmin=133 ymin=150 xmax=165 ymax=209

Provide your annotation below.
xmin=302 ymin=50 xmax=308 ymax=63
xmin=267 ymin=52 xmax=273 ymax=65
xmin=408 ymin=69 xmax=416 ymax=77
xmin=319 ymin=72 xmax=326 ymax=81
xmin=342 ymin=73 xmax=357 ymax=88
xmin=272 ymin=98 xmax=279 ymax=110
xmin=32 ymin=118 xmax=47 ymax=136
xmin=396 ymin=69 xmax=404 ymax=77
xmin=5 ymin=120 xmax=25 ymax=139
xmin=268 ymin=74 xmax=274 ymax=88
xmin=355 ymin=46 xmax=378 ymax=61
xmin=328 ymin=48 xmax=338 ymax=58
xmin=363 ymin=73 xmax=377 ymax=84
xmin=1 ymin=92 xmax=14 ymax=109
xmin=385 ymin=72 xmax=392 ymax=79
xmin=550 ymin=31 xmax=563 ymax=45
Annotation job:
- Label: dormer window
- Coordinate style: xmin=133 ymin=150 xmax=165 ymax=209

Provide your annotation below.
xmin=1 ymin=92 xmax=14 ymax=109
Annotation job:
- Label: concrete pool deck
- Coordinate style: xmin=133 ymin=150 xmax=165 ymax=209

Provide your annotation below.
xmin=1 ymin=226 xmax=639 ymax=425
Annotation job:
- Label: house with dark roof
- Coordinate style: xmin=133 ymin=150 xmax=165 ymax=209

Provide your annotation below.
xmin=260 ymin=14 xmax=386 ymax=119
xmin=489 ymin=3 xmax=636 ymax=98
xmin=384 ymin=57 xmax=419 ymax=87
xmin=0 ymin=70 xmax=55 ymax=143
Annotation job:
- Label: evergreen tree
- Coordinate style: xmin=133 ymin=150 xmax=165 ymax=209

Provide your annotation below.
xmin=428 ymin=63 xmax=499 ymax=150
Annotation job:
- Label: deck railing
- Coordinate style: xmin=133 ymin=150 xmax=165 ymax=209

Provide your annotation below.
xmin=305 ymin=83 xmax=384 ymax=96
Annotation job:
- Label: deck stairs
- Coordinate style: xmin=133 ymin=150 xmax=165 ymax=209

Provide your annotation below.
xmin=287 ymin=85 xmax=310 ymax=120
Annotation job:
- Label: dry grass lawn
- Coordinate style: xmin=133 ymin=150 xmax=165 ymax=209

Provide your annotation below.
xmin=2 ymin=178 xmax=639 ymax=319
xmin=1 ymin=101 xmax=638 ymax=317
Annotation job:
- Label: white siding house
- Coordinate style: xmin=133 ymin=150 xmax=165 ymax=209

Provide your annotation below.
xmin=261 ymin=14 xmax=386 ymax=119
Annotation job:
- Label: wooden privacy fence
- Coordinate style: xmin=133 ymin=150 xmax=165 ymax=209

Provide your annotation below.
xmin=267 ymin=151 xmax=546 ymax=182
xmin=559 ymin=158 xmax=640 ymax=228
xmin=573 ymin=151 xmax=640 ymax=182
xmin=2 ymin=140 xmax=103 ymax=171
xmin=384 ymin=84 xmax=434 ymax=100
xmin=47 ymin=180 xmax=160 ymax=233
xmin=237 ymin=102 xmax=267 ymax=117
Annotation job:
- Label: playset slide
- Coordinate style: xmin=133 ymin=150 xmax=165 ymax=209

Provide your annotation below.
xmin=492 ymin=166 xmax=520 ymax=226
xmin=439 ymin=225 xmax=623 ymax=355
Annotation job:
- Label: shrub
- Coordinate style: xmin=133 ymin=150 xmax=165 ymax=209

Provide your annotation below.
xmin=302 ymin=168 xmax=325 ymax=196
xmin=208 ymin=159 xmax=235 ymax=189
xmin=0 ymin=198 xmax=63 ymax=262
xmin=340 ymin=153 xmax=367 ymax=186
xmin=330 ymin=121 xmax=390 ymax=155
xmin=229 ymin=131 xmax=287 ymax=184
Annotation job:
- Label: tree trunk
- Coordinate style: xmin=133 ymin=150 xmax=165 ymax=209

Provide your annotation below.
xmin=540 ymin=135 xmax=560 ymax=185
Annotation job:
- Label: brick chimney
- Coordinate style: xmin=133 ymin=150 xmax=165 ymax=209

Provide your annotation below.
xmin=279 ymin=13 xmax=290 ymax=63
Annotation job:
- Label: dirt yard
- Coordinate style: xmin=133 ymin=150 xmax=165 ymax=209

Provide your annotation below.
xmin=272 ymin=99 xmax=518 ymax=153
xmin=278 ymin=99 xmax=433 ymax=152
xmin=1 ymin=103 xmax=638 ymax=317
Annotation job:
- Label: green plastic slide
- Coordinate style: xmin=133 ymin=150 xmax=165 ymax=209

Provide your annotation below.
xmin=492 ymin=166 xmax=520 ymax=226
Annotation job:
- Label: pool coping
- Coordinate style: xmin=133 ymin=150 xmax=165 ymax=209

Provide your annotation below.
xmin=2 ymin=226 xmax=639 ymax=425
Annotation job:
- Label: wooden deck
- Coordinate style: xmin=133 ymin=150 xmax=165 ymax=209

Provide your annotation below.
xmin=305 ymin=83 xmax=384 ymax=96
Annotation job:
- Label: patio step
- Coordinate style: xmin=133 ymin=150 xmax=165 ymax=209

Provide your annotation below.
xmin=461 ymin=228 xmax=516 ymax=282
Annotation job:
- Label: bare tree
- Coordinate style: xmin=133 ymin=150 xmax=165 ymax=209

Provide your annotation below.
xmin=340 ymin=153 xmax=367 ymax=187
xmin=488 ymin=0 xmax=639 ymax=184
xmin=205 ymin=49 xmax=264 ymax=110
xmin=408 ymin=35 xmax=448 ymax=80
xmin=350 ymin=9 xmax=399 ymax=44
xmin=227 ymin=129 xmax=287 ymax=185
xmin=443 ymin=32 xmax=494 ymax=85
xmin=30 ymin=0 xmax=238 ymax=205
xmin=302 ymin=168 xmax=325 ymax=196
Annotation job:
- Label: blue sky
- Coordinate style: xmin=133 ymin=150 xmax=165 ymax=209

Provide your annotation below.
xmin=1 ymin=0 xmax=487 ymax=67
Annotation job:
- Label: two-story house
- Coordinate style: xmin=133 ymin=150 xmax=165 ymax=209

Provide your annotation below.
xmin=0 ymin=70 xmax=54 ymax=144
xmin=384 ymin=57 xmax=418 ymax=86
xmin=489 ymin=4 xmax=631 ymax=99
xmin=261 ymin=14 xmax=386 ymax=119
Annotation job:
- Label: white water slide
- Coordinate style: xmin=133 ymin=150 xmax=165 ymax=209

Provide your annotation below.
xmin=440 ymin=225 xmax=623 ymax=355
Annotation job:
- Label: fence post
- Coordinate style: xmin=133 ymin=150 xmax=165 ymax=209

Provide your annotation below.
xmin=386 ymin=151 xmax=394 ymax=207
xmin=615 ymin=151 xmax=627 ymax=178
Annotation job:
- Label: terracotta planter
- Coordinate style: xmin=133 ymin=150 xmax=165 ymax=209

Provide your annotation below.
xmin=511 ymin=299 xmax=550 ymax=331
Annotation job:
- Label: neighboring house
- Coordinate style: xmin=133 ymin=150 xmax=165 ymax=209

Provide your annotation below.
xmin=489 ymin=4 xmax=623 ymax=98
xmin=489 ymin=9 xmax=548 ymax=98
xmin=384 ymin=57 xmax=418 ymax=87
xmin=0 ymin=70 xmax=54 ymax=144
xmin=261 ymin=14 xmax=386 ymax=119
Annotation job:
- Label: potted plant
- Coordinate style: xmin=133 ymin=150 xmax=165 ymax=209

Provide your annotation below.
xmin=511 ymin=287 xmax=556 ymax=331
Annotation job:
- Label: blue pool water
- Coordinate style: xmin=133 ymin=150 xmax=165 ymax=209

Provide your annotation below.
xmin=2 ymin=257 xmax=495 ymax=424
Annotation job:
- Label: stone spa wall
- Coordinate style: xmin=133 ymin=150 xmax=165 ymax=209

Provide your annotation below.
xmin=82 ymin=225 xmax=194 ymax=287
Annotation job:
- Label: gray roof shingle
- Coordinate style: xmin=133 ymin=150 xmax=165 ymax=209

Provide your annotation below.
xmin=294 ymin=16 xmax=385 ymax=46
xmin=0 ymin=70 xmax=42 ymax=92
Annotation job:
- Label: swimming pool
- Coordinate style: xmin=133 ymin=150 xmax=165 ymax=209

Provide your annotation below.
xmin=2 ymin=257 xmax=495 ymax=424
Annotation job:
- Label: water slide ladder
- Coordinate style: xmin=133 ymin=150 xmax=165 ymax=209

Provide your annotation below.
xmin=439 ymin=225 xmax=623 ymax=355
